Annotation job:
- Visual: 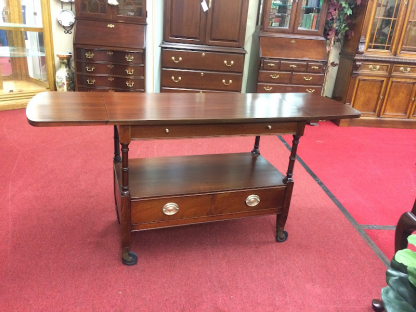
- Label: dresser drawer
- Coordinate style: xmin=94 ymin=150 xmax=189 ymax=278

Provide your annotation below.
xmin=392 ymin=65 xmax=416 ymax=75
xmin=131 ymin=195 xmax=212 ymax=224
xmin=76 ymin=48 xmax=144 ymax=65
xmin=161 ymin=87 xmax=231 ymax=93
xmin=76 ymin=62 xmax=144 ymax=77
xmin=77 ymin=74 xmax=144 ymax=90
xmin=292 ymin=73 xmax=324 ymax=85
xmin=161 ymin=69 xmax=242 ymax=92
xmin=74 ymin=20 xmax=145 ymax=49
xmin=308 ymin=63 xmax=324 ymax=73
xmin=162 ymin=49 xmax=244 ymax=73
xmin=257 ymin=83 xmax=321 ymax=94
xmin=257 ymin=70 xmax=291 ymax=84
xmin=262 ymin=60 xmax=280 ymax=70
xmin=358 ymin=62 xmax=390 ymax=74
xmin=77 ymin=86 xmax=144 ymax=92
xmin=211 ymin=187 xmax=285 ymax=215
xmin=280 ymin=61 xmax=307 ymax=72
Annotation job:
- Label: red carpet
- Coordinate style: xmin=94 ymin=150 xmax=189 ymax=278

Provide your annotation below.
xmin=1 ymin=109 xmax=388 ymax=311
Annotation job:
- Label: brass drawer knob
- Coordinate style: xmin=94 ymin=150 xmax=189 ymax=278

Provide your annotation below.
xmin=107 ymin=24 xmax=115 ymax=28
xmin=126 ymin=81 xmax=134 ymax=87
xmin=172 ymin=56 xmax=182 ymax=63
xmin=125 ymin=68 xmax=134 ymax=75
xmin=290 ymin=39 xmax=296 ymax=43
xmin=171 ymin=76 xmax=181 ymax=83
xmin=246 ymin=195 xmax=260 ymax=207
xmin=107 ymin=51 xmax=114 ymax=55
xmin=267 ymin=125 xmax=272 ymax=129
xmin=267 ymin=63 xmax=276 ymax=67
xmin=108 ymin=64 xmax=114 ymax=68
xmin=303 ymin=76 xmax=313 ymax=81
xmin=86 ymin=66 xmax=95 ymax=72
xmin=87 ymin=79 xmax=95 ymax=85
xmin=311 ymin=66 xmax=319 ymax=69
xmin=224 ymin=60 xmax=234 ymax=67
xmin=125 ymin=54 xmax=134 ymax=62
xmin=289 ymin=64 xmax=297 ymax=68
xmin=369 ymin=65 xmax=379 ymax=71
xmin=306 ymin=88 xmax=315 ymax=93
xmin=270 ymin=74 xmax=279 ymax=79
xmin=264 ymin=86 xmax=273 ymax=91
xmin=400 ymin=67 xmax=411 ymax=73
xmin=108 ymin=77 xmax=114 ymax=81
xmin=85 ymin=51 xmax=94 ymax=59
xmin=222 ymin=79 xmax=232 ymax=86
xmin=165 ymin=129 xmax=169 ymax=133
xmin=163 ymin=203 xmax=179 ymax=215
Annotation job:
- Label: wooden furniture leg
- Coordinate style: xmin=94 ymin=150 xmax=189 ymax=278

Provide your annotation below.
xmin=113 ymin=126 xmax=121 ymax=224
xmin=251 ymin=136 xmax=261 ymax=155
xmin=276 ymin=134 xmax=301 ymax=242
xmin=372 ymin=199 xmax=416 ymax=311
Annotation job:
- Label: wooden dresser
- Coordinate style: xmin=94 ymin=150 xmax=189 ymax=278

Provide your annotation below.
xmin=256 ymin=0 xmax=328 ymax=95
xmin=332 ymin=0 xmax=416 ymax=128
xmin=73 ymin=0 xmax=146 ymax=92
xmin=160 ymin=0 xmax=249 ymax=93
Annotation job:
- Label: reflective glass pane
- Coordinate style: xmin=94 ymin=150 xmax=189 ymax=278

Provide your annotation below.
xmin=368 ymin=0 xmax=401 ymax=50
xmin=401 ymin=0 xmax=416 ymax=52
xmin=116 ymin=0 xmax=144 ymax=18
xmin=79 ymin=0 xmax=108 ymax=15
xmin=267 ymin=0 xmax=293 ymax=29
xmin=0 ymin=0 xmax=48 ymax=93
xmin=298 ymin=0 xmax=323 ymax=31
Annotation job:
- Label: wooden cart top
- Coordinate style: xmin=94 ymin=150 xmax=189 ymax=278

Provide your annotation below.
xmin=26 ymin=92 xmax=360 ymax=127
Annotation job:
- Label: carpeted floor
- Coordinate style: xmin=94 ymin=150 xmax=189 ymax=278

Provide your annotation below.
xmin=0 ymin=109 xmax=398 ymax=311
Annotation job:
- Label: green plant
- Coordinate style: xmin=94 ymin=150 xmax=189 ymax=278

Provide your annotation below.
xmin=324 ymin=0 xmax=361 ymax=42
xmin=380 ymin=234 xmax=416 ymax=311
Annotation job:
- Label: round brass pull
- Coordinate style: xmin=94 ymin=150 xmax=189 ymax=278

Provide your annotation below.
xmin=126 ymin=81 xmax=134 ymax=87
xmin=267 ymin=125 xmax=272 ymax=129
xmin=270 ymin=74 xmax=279 ymax=79
xmin=87 ymin=79 xmax=95 ymax=85
xmin=264 ymin=86 xmax=273 ymax=91
xmin=125 ymin=54 xmax=134 ymax=62
xmin=289 ymin=64 xmax=297 ymax=68
xmin=85 ymin=51 xmax=94 ymax=59
xmin=125 ymin=68 xmax=134 ymax=75
xmin=303 ymin=76 xmax=313 ymax=81
xmin=171 ymin=76 xmax=181 ymax=83
xmin=306 ymin=88 xmax=315 ymax=93
xmin=163 ymin=203 xmax=179 ymax=215
xmin=369 ymin=65 xmax=379 ymax=71
xmin=172 ymin=56 xmax=182 ymax=63
xmin=224 ymin=60 xmax=234 ymax=67
xmin=86 ymin=66 xmax=95 ymax=72
xmin=222 ymin=79 xmax=232 ymax=86
xmin=165 ymin=129 xmax=169 ymax=133
xmin=246 ymin=195 xmax=260 ymax=207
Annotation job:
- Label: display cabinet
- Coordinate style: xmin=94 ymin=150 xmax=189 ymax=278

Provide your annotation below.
xmin=160 ymin=0 xmax=249 ymax=93
xmin=255 ymin=0 xmax=328 ymax=95
xmin=73 ymin=0 xmax=146 ymax=92
xmin=332 ymin=0 xmax=416 ymax=128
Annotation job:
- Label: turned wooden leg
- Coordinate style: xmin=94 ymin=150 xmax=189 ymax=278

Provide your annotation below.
xmin=251 ymin=136 xmax=261 ymax=155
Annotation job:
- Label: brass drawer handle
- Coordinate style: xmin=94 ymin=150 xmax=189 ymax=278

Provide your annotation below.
xmin=107 ymin=24 xmax=115 ymax=28
xmin=303 ymin=76 xmax=313 ymax=81
xmin=267 ymin=125 xmax=272 ymax=129
xmin=163 ymin=203 xmax=179 ymax=215
xmin=290 ymin=64 xmax=297 ymax=68
xmin=125 ymin=54 xmax=134 ymax=62
xmin=108 ymin=64 xmax=114 ymax=68
xmin=87 ymin=79 xmax=95 ymax=85
xmin=172 ymin=56 xmax=182 ymax=63
xmin=267 ymin=63 xmax=276 ymax=67
xmin=270 ymin=74 xmax=279 ymax=79
xmin=125 ymin=68 xmax=134 ymax=75
xmin=107 ymin=51 xmax=113 ymax=55
xmin=306 ymin=88 xmax=315 ymax=93
xmin=126 ymin=81 xmax=134 ymax=87
xmin=86 ymin=66 xmax=95 ymax=72
xmin=85 ymin=51 xmax=94 ymax=59
xmin=311 ymin=66 xmax=319 ymax=69
xmin=264 ymin=86 xmax=273 ymax=91
xmin=290 ymin=39 xmax=296 ymax=43
xmin=246 ymin=195 xmax=260 ymax=207
xmin=171 ymin=76 xmax=181 ymax=83
xmin=222 ymin=79 xmax=232 ymax=86
xmin=224 ymin=60 xmax=234 ymax=67
xmin=108 ymin=77 xmax=114 ymax=81
xmin=400 ymin=67 xmax=411 ymax=73
xmin=369 ymin=65 xmax=380 ymax=71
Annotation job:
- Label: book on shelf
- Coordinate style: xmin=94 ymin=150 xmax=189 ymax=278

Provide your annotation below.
xmin=311 ymin=13 xmax=318 ymax=29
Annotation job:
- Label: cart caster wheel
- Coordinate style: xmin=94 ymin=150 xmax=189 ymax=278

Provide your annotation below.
xmin=122 ymin=252 xmax=138 ymax=266
xmin=276 ymin=230 xmax=288 ymax=242
xmin=372 ymin=299 xmax=384 ymax=312
xmin=115 ymin=204 xmax=120 ymax=224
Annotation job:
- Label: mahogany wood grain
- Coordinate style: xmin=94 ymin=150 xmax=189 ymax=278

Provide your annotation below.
xmin=291 ymin=73 xmax=325 ymax=86
xmin=351 ymin=76 xmax=388 ymax=116
xmin=256 ymin=83 xmax=322 ymax=94
xmin=379 ymin=78 xmax=416 ymax=118
xmin=76 ymin=62 xmax=145 ymax=77
xmin=258 ymin=71 xmax=291 ymax=84
xmin=75 ymin=49 xmax=144 ymax=65
xmin=77 ymin=75 xmax=144 ymax=91
xmin=280 ymin=61 xmax=308 ymax=72
xmin=160 ymin=87 xmax=230 ymax=93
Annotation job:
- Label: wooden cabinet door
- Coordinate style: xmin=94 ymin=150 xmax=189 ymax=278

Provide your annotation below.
xmin=204 ymin=0 xmax=249 ymax=47
xmin=163 ymin=0 xmax=206 ymax=44
xmin=351 ymin=76 xmax=388 ymax=117
xmin=262 ymin=0 xmax=298 ymax=33
xmin=75 ymin=0 xmax=113 ymax=20
xmin=379 ymin=78 xmax=416 ymax=118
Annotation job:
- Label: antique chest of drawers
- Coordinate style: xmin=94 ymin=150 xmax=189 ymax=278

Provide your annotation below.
xmin=160 ymin=44 xmax=246 ymax=93
xmin=256 ymin=35 xmax=327 ymax=95
xmin=73 ymin=21 xmax=146 ymax=92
